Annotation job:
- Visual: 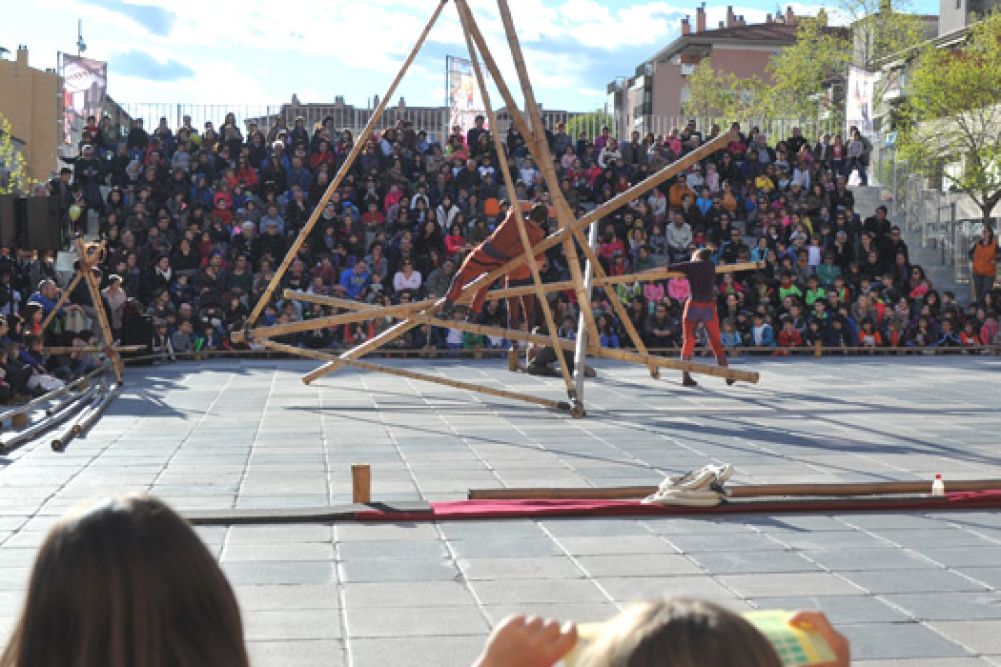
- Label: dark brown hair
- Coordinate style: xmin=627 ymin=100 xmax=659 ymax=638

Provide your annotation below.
xmin=2 ymin=495 xmax=249 ymax=667
xmin=579 ymin=597 xmax=781 ymax=667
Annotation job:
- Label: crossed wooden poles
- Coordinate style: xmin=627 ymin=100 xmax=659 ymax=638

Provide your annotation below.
xmin=233 ymin=0 xmax=760 ymax=415
xmin=40 ymin=239 xmax=126 ymax=383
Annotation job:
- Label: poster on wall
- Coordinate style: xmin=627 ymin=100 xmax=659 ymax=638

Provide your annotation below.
xmin=446 ymin=55 xmax=487 ymax=136
xmin=61 ymin=54 xmax=107 ymax=147
xmin=845 ymin=66 xmax=877 ymax=137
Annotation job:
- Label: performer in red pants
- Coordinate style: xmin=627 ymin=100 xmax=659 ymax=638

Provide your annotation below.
xmin=442 ymin=203 xmax=548 ymax=317
xmin=668 ymin=248 xmax=732 ymax=387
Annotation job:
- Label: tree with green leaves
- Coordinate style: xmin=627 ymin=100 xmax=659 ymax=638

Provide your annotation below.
xmin=896 ymin=11 xmax=1001 ymax=228
xmin=764 ymin=10 xmax=851 ymax=124
xmin=565 ymin=110 xmax=613 ymax=141
xmin=0 ymin=112 xmax=30 ymax=195
xmin=765 ymin=1 xmax=925 ymax=124
xmin=681 ymin=60 xmax=764 ymax=121
xmin=847 ymin=0 xmax=929 ymax=70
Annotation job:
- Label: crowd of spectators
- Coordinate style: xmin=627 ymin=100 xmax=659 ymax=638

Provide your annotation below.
xmin=3 ymin=109 xmax=999 ymax=376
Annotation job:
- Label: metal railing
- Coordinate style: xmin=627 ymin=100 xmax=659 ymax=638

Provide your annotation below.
xmin=888 ymin=168 xmax=992 ymax=291
xmin=621 ymin=115 xmax=839 ymax=142
xmin=114 ymin=103 xmax=840 ymax=148
xmin=116 ymin=103 xmax=590 ymax=148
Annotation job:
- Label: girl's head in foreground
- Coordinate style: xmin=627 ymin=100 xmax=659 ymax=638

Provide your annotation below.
xmin=579 ymin=598 xmax=781 ymax=667
xmin=2 ymin=495 xmax=248 ymax=667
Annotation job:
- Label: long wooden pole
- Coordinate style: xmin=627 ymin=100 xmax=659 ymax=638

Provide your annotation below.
xmin=276 ymin=292 xmax=757 ymax=382
xmin=483 ymin=261 xmax=764 ymax=299
xmin=41 ymin=345 xmax=145 ymax=354
xmin=307 ymin=310 xmax=758 ymax=382
xmin=75 ymin=240 xmax=123 ymax=383
xmin=455 ymin=11 xmax=577 ymax=398
xmin=259 ymin=340 xmax=569 ymax=411
xmin=299 ymin=128 xmax=736 ymax=385
xmin=274 ymin=256 xmax=756 ymax=324
xmin=486 ymin=0 xmax=658 ymax=377
xmin=241 ymin=0 xmax=448 ymax=332
xmin=39 ymin=271 xmax=83 ymax=332
xmin=247 ymin=297 xmax=427 ymax=339
xmin=467 ymin=479 xmax=1001 ymax=501
xmin=458 ymin=0 xmax=598 ymax=348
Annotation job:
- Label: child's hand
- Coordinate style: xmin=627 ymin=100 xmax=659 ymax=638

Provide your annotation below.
xmin=473 ymin=614 xmax=577 ymax=667
xmin=789 ymin=611 xmax=849 ymax=667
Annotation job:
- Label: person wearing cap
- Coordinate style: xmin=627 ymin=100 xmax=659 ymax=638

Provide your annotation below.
xmin=441 ymin=203 xmax=549 ymax=318
xmin=669 ymin=248 xmax=732 ymax=387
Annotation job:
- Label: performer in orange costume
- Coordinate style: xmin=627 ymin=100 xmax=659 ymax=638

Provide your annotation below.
xmin=441 ymin=203 xmax=548 ymax=317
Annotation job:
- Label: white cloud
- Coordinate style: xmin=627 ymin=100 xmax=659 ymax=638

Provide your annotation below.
xmin=8 ymin=0 xmax=841 ymax=113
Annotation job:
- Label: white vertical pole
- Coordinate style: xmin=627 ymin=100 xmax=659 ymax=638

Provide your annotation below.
xmin=572 ymin=218 xmax=599 ymax=404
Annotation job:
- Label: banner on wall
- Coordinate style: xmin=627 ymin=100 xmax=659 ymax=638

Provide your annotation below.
xmin=61 ymin=53 xmax=107 ymax=146
xmin=845 ymin=66 xmax=877 ymax=136
xmin=446 ymin=55 xmax=487 ymax=135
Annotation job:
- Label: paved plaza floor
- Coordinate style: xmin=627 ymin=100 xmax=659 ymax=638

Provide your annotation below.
xmin=0 ymin=355 xmax=998 ymax=665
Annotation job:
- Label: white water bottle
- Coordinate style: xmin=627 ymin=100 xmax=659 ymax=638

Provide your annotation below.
xmin=931 ymin=474 xmax=945 ymax=497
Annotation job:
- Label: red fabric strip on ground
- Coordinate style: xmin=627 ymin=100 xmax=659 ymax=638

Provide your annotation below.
xmin=352 ymin=491 xmax=1001 ymax=522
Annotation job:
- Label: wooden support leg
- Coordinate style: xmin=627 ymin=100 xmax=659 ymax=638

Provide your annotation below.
xmin=241 ymin=0 xmax=449 ymax=331
xmin=75 ymin=240 xmax=123 ymax=383
xmin=40 ymin=271 xmax=83 ymax=333
xmin=466 ymin=1 xmax=660 ymax=379
xmin=260 ymin=340 xmax=570 ymax=412
xmin=299 ymin=132 xmax=737 ymax=385
xmin=457 ymin=8 xmax=577 ymax=400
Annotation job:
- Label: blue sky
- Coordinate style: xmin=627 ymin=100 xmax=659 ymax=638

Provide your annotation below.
xmin=4 ymin=0 xmax=939 ymax=113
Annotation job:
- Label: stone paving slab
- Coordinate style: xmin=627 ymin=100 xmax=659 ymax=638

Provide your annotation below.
xmin=0 ymin=357 xmax=998 ymax=665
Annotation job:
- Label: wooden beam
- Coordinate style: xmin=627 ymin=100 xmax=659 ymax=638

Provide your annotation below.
xmin=41 ymin=345 xmax=145 ymax=355
xmin=276 ymin=260 xmax=763 ymax=319
xmin=468 ymin=479 xmax=1001 ymax=500
xmin=455 ymin=7 xmax=577 ymax=399
xmin=490 ymin=0 xmax=656 ymax=374
xmin=459 ymin=0 xmax=599 ymax=348
xmin=259 ymin=340 xmax=569 ymax=412
xmin=304 ymin=128 xmax=738 ymax=365
xmin=484 ymin=261 xmax=764 ymax=300
xmin=246 ymin=298 xmax=423 ymax=339
xmin=300 ymin=84 xmax=735 ymax=385
xmin=241 ymin=0 xmax=449 ymax=332
xmin=39 ymin=271 xmax=83 ymax=332
xmin=76 ymin=239 xmax=123 ymax=383
xmin=271 ymin=297 xmax=759 ymax=383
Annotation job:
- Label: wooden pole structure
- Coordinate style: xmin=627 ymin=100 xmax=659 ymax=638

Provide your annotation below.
xmin=41 ymin=344 xmax=145 ymax=355
xmin=478 ymin=261 xmax=764 ymax=299
xmin=467 ymin=478 xmax=1001 ymax=501
xmin=457 ymin=0 xmax=599 ymax=348
xmin=284 ymin=260 xmax=763 ymax=314
xmin=454 ymin=10 xmax=578 ymax=401
xmin=482 ymin=0 xmax=659 ymax=379
xmin=295 ymin=129 xmax=735 ymax=385
xmin=237 ymin=1 xmax=759 ymax=403
xmin=264 ymin=293 xmax=757 ymax=382
xmin=75 ymin=239 xmax=123 ymax=383
xmin=39 ymin=271 xmax=83 ymax=332
xmin=258 ymin=340 xmax=570 ymax=411
xmin=240 ymin=0 xmax=448 ymax=332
